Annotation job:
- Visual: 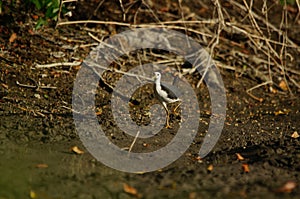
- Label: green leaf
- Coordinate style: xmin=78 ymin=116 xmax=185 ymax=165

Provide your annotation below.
xmin=279 ymin=0 xmax=295 ymax=5
xmin=30 ymin=0 xmax=43 ymax=10
xmin=35 ymin=17 xmax=47 ymax=29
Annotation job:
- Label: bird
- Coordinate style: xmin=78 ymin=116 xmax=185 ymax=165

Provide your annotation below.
xmin=153 ymin=72 xmax=182 ymax=128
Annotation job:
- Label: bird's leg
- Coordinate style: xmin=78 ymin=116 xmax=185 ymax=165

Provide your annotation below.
xmin=173 ymin=101 xmax=182 ymax=116
xmin=166 ymin=110 xmax=171 ymax=129
xmin=163 ymin=102 xmax=172 ymax=129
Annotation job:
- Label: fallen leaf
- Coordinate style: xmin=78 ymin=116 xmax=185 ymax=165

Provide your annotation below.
xmin=35 ymin=163 xmax=48 ymax=168
xmin=242 ymin=164 xmax=250 ymax=173
xmin=9 ymin=32 xmax=17 ymax=43
xmin=72 ymin=64 xmax=81 ymax=70
xmin=291 ymin=131 xmax=299 ymax=139
xmin=32 ymin=15 xmax=39 ymax=20
xmin=71 ymin=146 xmax=84 ymax=154
xmin=269 ymin=86 xmax=277 ymax=94
xmin=28 ymin=29 xmax=35 ymax=35
xmin=142 ymin=143 xmax=149 ymax=147
xmin=51 ymin=71 xmax=61 ymax=78
xmin=189 ymin=192 xmax=197 ymax=199
xmin=275 ymin=110 xmax=284 ymax=115
xmin=128 ymin=101 xmax=135 ymax=107
xmin=199 ymin=7 xmax=208 ymax=14
xmin=95 ymin=108 xmax=103 ymax=115
xmin=236 ymin=153 xmax=245 ymax=161
xmin=207 ymin=164 xmax=213 ymax=172
xmin=160 ymin=7 xmax=169 ymax=12
xmin=123 ymin=183 xmax=138 ymax=196
xmin=30 ymin=190 xmax=37 ymax=199
xmin=279 ymin=80 xmax=288 ymax=91
xmin=274 ymin=109 xmax=291 ymax=116
xmin=286 ymin=5 xmax=297 ymax=13
xmin=194 ymin=156 xmax=203 ymax=163
xmin=275 ymin=181 xmax=297 ymax=193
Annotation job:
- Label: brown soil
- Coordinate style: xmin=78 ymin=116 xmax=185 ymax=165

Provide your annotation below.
xmin=0 ymin=0 xmax=300 ymax=198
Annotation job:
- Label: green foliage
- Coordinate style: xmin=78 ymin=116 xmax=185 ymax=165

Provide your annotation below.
xmin=29 ymin=0 xmax=61 ymax=29
xmin=1 ymin=0 xmax=64 ymax=28
xmin=0 ymin=0 xmax=2 ymax=14
xmin=279 ymin=0 xmax=296 ymax=5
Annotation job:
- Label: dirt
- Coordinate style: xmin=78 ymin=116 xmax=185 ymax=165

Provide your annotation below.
xmin=1 ymin=0 xmax=300 ymax=199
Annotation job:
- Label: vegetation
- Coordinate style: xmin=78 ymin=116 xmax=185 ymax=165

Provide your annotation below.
xmin=0 ymin=0 xmax=68 ymax=29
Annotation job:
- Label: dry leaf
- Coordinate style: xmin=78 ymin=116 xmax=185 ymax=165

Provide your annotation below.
xmin=32 ymin=15 xmax=39 ymax=20
xmin=142 ymin=143 xmax=149 ymax=147
xmin=274 ymin=109 xmax=291 ymax=116
xmin=291 ymin=131 xmax=299 ymax=139
xmin=71 ymin=146 xmax=84 ymax=154
xmin=28 ymin=29 xmax=35 ymax=35
xmin=275 ymin=181 xmax=297 ymax=193
xmin=9 ymin=33 xmax=17 ymax=43
xmin=189 ymin=192 xmax=197 ymax=199
xmin=286 ymin=5 xmax=297 ymax=13
xmin=194 ymin=156 xmax=201 ymax=161
xmin=160 ymin=7 xmax=169 ymax=12
xmin=95 ymin=108 xmax=103 ymax=115
xmin=30 ymin=190 xmax=37 ymax=199
xmin=50 ymin=71 xmax=61 ymax=78
xmin=194 ymin=156 xmax=203 ymax=163
xmin=199 ymin=7 xmax=208 ymax=14
xmin=236 ymin=153 xmax=245 ymax=161
xmin=269 ymin=86 xmax=277 ymax=94
xmin=123 ymin=183 xmax=138 ymax=196
xmin=35 ymin=163 xmax=48 ymax=168
xmin=207 ymin=164 xmax=213 ymax=172
xmin=128 ymin=101 xmax=135 ymax=107
xmin=242 ymin=164 xmax=250 ymax=173
xmin=279 ymin=80 xmax=288 ymax=91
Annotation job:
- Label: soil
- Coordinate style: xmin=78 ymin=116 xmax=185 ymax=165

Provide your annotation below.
xmin=1 ymin=0 xmax=300 ymax=199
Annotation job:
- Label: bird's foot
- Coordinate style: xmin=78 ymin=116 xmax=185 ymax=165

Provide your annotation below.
xmin=166 ymin=124 xmax=172 ymax=129
xmin=172 ymin=102 xmax=182 ymax=116
xmin=166 ymin=120 xmax=172 ymax=129
xmin=172 ymin=110 xmax=180 ymax=116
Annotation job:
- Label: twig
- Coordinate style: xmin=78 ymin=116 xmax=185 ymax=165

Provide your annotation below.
xmin=57 ymin=20 xmax=131 ymax=27
xmin=119 ymin=0 xmax=126 ymax=21
xmin=62 ymin=0 xmax=77 ymax=2
xmin=229 ymin=0 xmax=300 ymax=53
xmin=16 ymin=80 xmax=57 ymax=89
xmin=88 ymin=32 xmax=105 ymax=43
xmin=209 ymin=0 xmax=225 ymax=55
xmin=224 ymin=22 xmax=299 ymax=48
xmin=224 ymin=22 xmax=282 ymax=68
xmin=178 ymin=0 xmax=190 ymax=47
xmin=279 ymin=0 xmax=293 ymax=95
xmin=289 ymin=77 xmax=300 ymax=89
xmin=142 ymin=0 xmax=163 ymax=25
xmin=295 ymin=0 xmax=300 ymax=22
xmin=55 ymin=0 xmax=78 ymax=28
xmin=92 ymin=63 xmax=153 ymax=82
xmin=246 ymin=80 xmax=272 ymax=102
xmin=86 ymin=0 xmax=105 ymax=23
xmin=60 ymin=105 xmax=81 ymax=114
xmin=128 ymin=130 xmax=140 ymax=153
xmin=247 ymin=91 xmax=264 ymax=102
xmin=39 ymin=85 xmax=57 ymax=89
xmin=57 ymin=20 xmax=213 ymax=37
xmin=17 ymin=105 xmax=46 ymax=117
xmin=35 ymin=61 xmax=82 ymax=68
xmin=16 ymin=81 xmax=36 ymax=88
